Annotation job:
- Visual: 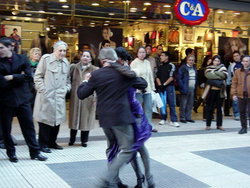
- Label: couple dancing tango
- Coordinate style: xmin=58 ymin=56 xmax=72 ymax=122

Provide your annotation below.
xmin=77 ymin=47 xmax=155 ymax=188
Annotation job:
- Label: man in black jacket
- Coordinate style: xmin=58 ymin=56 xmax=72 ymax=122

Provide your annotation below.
xmin=0 ymin=37 xmax=47 ymax=162
xmin=77 ymin=48 xmax=147 ymax=188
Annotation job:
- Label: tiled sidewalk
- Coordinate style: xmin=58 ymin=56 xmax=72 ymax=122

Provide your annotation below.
xmin=1 ymin=116 xmax=250 ymax=188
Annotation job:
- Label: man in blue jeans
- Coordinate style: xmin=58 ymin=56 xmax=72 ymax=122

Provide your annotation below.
xmin=226 ymin=51 xmax=242 ymax=120
xmin=156 ymin=51 xmax=179 ymax=127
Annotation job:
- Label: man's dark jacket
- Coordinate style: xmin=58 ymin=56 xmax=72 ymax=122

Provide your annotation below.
xmin=0 ymin=53 xmax=32 ymax=107
xmin=77 ymin=66 xmax=147 ymax=128
xmin=177 ymin=64 xmax=197 ymax=95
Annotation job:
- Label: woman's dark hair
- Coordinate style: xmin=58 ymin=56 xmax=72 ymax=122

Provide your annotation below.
xmin=212 ymin=55 xmax=221 ymax=64
xmin=0 ymin=37 xmax=12 ymax=47
xmin=212 ymin=55 xmax=221 ymax=61
xmin=201 ymin=55 xmax=212 ymax=68
xmin=82 ymin=50 xmax=94 ymax=64
xmin=115 ymin=47 xmax=131 ymax=61
xmin=137 ymin=47 xmax=146 ymax=60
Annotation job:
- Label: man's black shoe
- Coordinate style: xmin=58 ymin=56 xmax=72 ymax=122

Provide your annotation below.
xmin=180 ymin=120 xmax=187 ymax=123
xmin=31 ymin=153 xmax=48 ymax=161
xmin=117 ymin=181 xmax=128 ymax=188
xmin=40 ymin=147 xmax=52 ymax=153
xmin=187 ymin=120 xmax=195 ymax=123
xmin=81 ymin=143 xmax=88 ymax=147
xmin=9 ymin=155 xmax=18 ymax=163
xmin=0 ymin=143 xmax=6 ymax=149
xmin=238 ymin=128 xmax=247 ymax=134
xmin=151 ymin=129 xmax=158 ymax=133
xmin=49 ymin=144 xmax=63 ymax=150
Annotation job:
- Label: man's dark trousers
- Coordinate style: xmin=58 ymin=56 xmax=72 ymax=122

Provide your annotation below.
xmin=103 ymin=124 xmax=134 ymax=186
xmin=0 ymin=119 xmax=5 ymax=148
xmin=0 ymin=103 xmax=40 ymax=157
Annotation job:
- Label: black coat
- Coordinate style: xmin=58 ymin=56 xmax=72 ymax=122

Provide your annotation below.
xmin=77 ymin=66 xmax=147 ymax=128
xmin=0 ymin=53 xmax=32 ymax=107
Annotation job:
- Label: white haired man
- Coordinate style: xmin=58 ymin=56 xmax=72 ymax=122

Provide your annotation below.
xmin=33 ymin=41 xmax=71 ymax=153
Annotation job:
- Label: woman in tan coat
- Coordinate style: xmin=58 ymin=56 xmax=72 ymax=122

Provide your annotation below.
xmin=33 ymin=41 xmax=71 ymax=153
xmin=69 ymin=51 xmax=98 ymax=147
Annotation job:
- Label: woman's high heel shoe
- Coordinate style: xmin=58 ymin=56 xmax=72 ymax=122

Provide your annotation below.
xmin=134 ymin=175 xmax=145 ymax=188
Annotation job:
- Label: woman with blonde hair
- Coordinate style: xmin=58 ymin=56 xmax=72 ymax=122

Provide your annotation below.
xmin=29 ymin=47 xmax=41 ymax=108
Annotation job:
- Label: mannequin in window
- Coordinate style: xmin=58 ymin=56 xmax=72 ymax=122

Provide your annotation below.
xmin=98 ymin=27 xmax=116 ymax=49
xmin=9 ymin=28 xmax=21 ymax=53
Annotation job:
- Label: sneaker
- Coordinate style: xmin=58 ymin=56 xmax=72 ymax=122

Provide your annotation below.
xmin=234 ymin=117 xmax=240 ymax=121
xmin=173 ymin=122 xmax=180 ymax=127
xmin=159 ymin=120 xmax=166 ymax=125
xmin=169 ymin=121 xmax=180 ymax=127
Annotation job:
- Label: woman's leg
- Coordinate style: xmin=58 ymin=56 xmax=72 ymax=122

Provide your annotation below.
xmin=138 ymin=145 xmax=155 ymax=186
xmin=206 ymin=90 xmax=216 ymax=127
xmin=143 ymin=93 xmax=153 ymax=126
xmin=81 ymin=131 xmax=89 ymax=147
xmin=69 ymin=129 xmax=77 ymax=145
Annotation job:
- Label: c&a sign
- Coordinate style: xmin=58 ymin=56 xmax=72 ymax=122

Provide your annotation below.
xmin=174 ymin=0 xmax=209 ymax=25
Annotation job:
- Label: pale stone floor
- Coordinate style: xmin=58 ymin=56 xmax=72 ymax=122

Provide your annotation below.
xmin=1 ymin=110 xmax=250 ymax=188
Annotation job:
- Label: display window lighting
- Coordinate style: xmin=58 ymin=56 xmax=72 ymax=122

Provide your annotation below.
xmin=109 ymin=1 xmax=115 ymax=3
xmin=105 ymin=20 xmax=110 ymax=22
xmin=109 ymin=13 xmax=115 ymax=16
xmin=91 ymin=3 xmax=100 ymax=6
xmin=26 ymin=13 xmax=32 ymax=16
xmin=165 ymin=11 xmax=171 ymax=14
xmin=62 ymin=5 xmax=69 ymax=8
xmin=217 ymin=10 xmax=224 ymax=14
xmin=59 ymin=0 xmax=67 ymax=2
xmin=104 ymin=23 xmax=109 ymax=26
xmin=141 ymin=16 xmax=147 ymax=19
xmin=163 ymin=4 xmax=171 ymax=8
xmin=144 ymin=2 xmax=152 ymax=6
xmin=130 ymin=7 xmax=137 ymax=12
xmin=38 ymin=10 xmax=45 ymax=13
xmin=57 ymin=12 xmax=63 ymax=14
xmin=234 ymin=12 xmax=240 ymax=15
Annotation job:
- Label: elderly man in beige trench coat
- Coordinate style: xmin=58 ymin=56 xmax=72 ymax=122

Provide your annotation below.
xmin=68 ymin=50 xmax=98 ymax=147
xmin=33 ymin=41 xmax=71 ymax=153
